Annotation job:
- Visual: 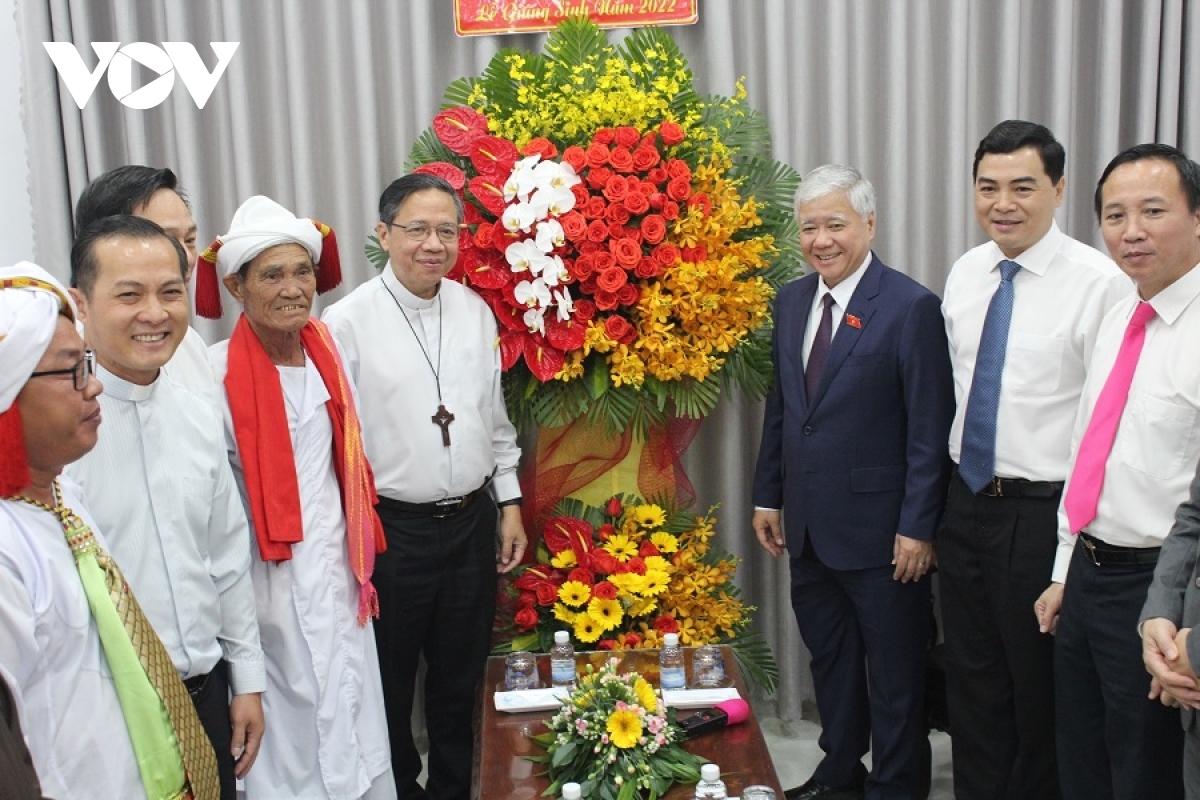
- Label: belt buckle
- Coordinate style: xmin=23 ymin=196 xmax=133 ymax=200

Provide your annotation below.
xmin=1081 ymin=536 xmax=1101 ymax=566
xmin=433 ymin=496 xmax=464 ymax=518
xmin=991 ymin=477 xmax=1004 ymax=497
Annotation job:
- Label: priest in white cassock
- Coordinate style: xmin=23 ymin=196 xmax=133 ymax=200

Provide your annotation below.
xmin=0 ymin=263 xmax=220 ymax=800
xmin=200 ymin=196 xmax=395 ymax=799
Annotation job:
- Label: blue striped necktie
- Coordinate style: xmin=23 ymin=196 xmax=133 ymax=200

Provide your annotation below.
xmin=959 ymin=260 xmax=1022 ymax=493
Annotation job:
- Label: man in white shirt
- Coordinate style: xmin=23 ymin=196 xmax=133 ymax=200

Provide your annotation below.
xmin=74 ymin=165 xmax=216 ymax=398
xmin=64 ymin=215 xmax=266 ymax=799
xmin=1037 ymin=143 xmax=1200 ymax=798
xmin=939 ymin=120 xmax=1127 ymax=800
xmin=323 ymin=173 xmax=526 ymax=800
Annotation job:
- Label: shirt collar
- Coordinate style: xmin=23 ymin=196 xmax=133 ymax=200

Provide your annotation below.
xmin=982 ymin=220 xmax=1064 ymax=278
xmin=381 ymin=266 xmax=439 ymax=310
xmin=96 ymin=363 xmax=157 ymax=402
xmin=1145 ymin=261 xmax=1200 ymax=326
xmin=818 ymin=251 xmax=872 ymax=308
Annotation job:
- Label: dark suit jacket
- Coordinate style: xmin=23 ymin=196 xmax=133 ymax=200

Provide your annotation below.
xmin=1141 ymin=457 xmax=1200 ymax=731
xmin=753 ymin=254 xmax=954 ymax=570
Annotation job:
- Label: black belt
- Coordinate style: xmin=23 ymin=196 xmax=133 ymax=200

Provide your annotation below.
xmin=377 ymin=488 xmax=481 ymax=518
xmin=969 ymin=474 xmax=1064 ymax=499
xmin=1079 ymin=532 xmax=1161 ymax=567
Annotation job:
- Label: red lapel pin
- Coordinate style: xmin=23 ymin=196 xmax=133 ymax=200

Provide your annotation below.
xmin=845 ymin=314 xmax=862 ymax=329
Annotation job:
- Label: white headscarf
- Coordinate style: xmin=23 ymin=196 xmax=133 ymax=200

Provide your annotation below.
xmin=214 ymin=195 xmax=323 ymax=277
xmin=0 ymin=262 xmax=75 ymax=412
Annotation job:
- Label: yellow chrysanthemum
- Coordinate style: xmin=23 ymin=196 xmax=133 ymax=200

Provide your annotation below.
xmin=649 ymin=532 xmax=679 ymax=554
xmin=603 ymin=534 xmax=638 ymax=562
xmin=553 ymin=603 xmax=577 ymax=624
xmin=634 ymin=676 xmax=658 ymax=712
xmin=643 ymin=555 xmax=672 ymax=573
xmin=608 ymin=572 xmax=646 ymax=596
xmin=626 ymin=596 xmax=658 ymax=618
xmin=587 ymin=596 xmax=624 ymax=631
xmin=606 ymin=708 xmax=643 ymax=749
xmin=574 ymin=614 xmax=604 ymax=644
xmin=550 ymin=549 xmax=577 ymax=569
xmin=558 ymin=580 xmax=592 ymax=607
xmin=632 ymin=504 xmax=667 ymax=530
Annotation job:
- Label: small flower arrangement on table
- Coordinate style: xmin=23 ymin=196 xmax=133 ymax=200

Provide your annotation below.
xmin=528 ymin=656 xmax=704 ymax=799
xmin=504 ymin=495 xmax=778 ymax=692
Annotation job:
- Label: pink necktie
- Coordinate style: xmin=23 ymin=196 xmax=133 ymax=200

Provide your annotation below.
xmin=1063 ymin=301 xmax=1157 ymax=533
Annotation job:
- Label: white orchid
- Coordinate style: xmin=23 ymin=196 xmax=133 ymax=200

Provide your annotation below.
xmin=503 ymin=155 xmax=542 ymax=203
xmin=535 ymin=218 xmax=565 ymax=252
xmin=515 ymin=277 xmax=553 ymax=309
xmin=505 ymin=239 xmax=544 ymax=273
xmin=553 ymin=287 xmax=576 ymax=321
xmin=522 ymin=307 xmax=548 ymax=335
xmin=501 ymin=201 xmax=538 ymax=234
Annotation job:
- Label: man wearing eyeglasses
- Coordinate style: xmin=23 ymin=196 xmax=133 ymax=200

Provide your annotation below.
xmin=64 ymin=215 xmax=265 ymax=799
xmin=323 ymin=173 xmax=526 ymax=800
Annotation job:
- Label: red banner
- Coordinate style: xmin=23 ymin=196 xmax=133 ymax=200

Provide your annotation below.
xmin=454 ymin=0 xmax=698 ymax=37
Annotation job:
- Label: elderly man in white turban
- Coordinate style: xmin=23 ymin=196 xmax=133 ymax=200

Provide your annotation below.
xmin=203 ymin=195 xmax=394 ymax=799
xmin=0 ymin=263 xmax=220 ymax=799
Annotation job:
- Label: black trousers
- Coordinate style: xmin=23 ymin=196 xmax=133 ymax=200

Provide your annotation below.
xmin=1055 ymin=541 xmax=1184 ymax=800
xmin=187 ymin=659 xmax=235 ymax=799
xmin=373 ymin=496 xmax=498 ymax=800
xmin=937 ymin=474 xmax=1061 ymax=800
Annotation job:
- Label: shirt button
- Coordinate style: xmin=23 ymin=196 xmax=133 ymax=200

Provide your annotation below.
xmin=1195 ymin=576 xmax=1200 ymax=589
xmin=803 ymin=426 xmax=813 ymax=436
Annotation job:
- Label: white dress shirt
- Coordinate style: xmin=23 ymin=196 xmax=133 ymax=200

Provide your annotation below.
xmin=65 ymin=367 xmax=265 ymax=693
xmin=0 ymin=480 xmax=146 ymax=799
xmin=802 ymin=252 xmax=871 ymax=363
xmin=164 ymin=326 xmax=218 ymax=407
xmin=1052 ymin=263 xmax=1200 ymax=582
xmin=209 ymin=343 xmax=395 ymax=799
xmin=322 ymin=268 xmax=522 ymax=504
xmin=943 ymin=222 xmax=1129 ymax=481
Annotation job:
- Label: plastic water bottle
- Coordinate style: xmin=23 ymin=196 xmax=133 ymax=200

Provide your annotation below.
xmin=659 ymin=632 xmax=686 ymax=690
xmin=694 ymin=763 xmax=727 ymax=798
xmin=561 ymin=782 xmax=582 ymax=800
xmin=550 ymin=630 xmax=576 ymax=687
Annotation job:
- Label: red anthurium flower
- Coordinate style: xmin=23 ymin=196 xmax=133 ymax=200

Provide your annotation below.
xmin=463 ymin=251 xmax=512 ymax=290
xmin=542 ymin=518 xmax=575 ymax=554
xmin=468 ymin=175 xmax=508 ymax=217
xmin=413 ymin=161 xmax=467 ymax=191
xmin=432 ymin=106 xmax=489 ymax=155
xmin=469 ymin=135 xmax=520 ymax=178
xmin=523 ymin=336 xmax=565 ymax=382
xmin=545 ymin=317 xmax=587 ymax=352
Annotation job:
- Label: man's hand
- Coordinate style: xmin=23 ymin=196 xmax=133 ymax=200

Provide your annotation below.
xmin=752 ymin=510 xmax=785 ymax=557
xmin=229 ymin=692 xmax=264 ymax=778
xmin=496 ymin=504 xmax=527 ymax=573
xmin=892 ymin=534 xmax=932 ymax=582
xmin=1034 ymin=583 xmax=1064 ymax=634
xmin=1142 ymin=618 xmax=1200 ymax=709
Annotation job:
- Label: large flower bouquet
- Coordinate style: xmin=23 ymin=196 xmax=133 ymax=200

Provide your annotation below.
xmin=504 ymin=495 xmax=778 ymax=692
xmin=379 ymin=17 xmax=801 ymax=434
xmin=528 ymin=656 xmax=704 ymax=799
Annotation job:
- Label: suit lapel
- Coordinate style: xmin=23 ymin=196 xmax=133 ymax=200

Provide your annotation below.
xmin=787 ymin=277 xmax=818 ymax=412
xmin=807 ymin=256 xmax=882 ymax=411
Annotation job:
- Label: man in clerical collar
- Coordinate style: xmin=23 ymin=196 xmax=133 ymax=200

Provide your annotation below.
xmin=64 ymin=215 xmax=266 ymax=799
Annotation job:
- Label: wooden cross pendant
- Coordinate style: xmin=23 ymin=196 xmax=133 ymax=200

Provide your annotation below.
xmin=432 ymin=404 xmax=455 ymax=447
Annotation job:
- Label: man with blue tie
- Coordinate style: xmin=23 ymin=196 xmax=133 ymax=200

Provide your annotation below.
xmin=753 ymin=164 xmax=954 ymax=800
xmin=939 ymin=121 xmax=1127 ymax=800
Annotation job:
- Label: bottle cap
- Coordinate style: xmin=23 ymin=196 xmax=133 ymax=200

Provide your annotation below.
xmin=663 ymin=632 xmax=679 ymax=647
xmin=555 ymin=630 xmax=569 ymax=644
xmin=700 ymin=762 xmax=720 ymax=781
xmin=561 ymin=782 xmax=582 ymax=799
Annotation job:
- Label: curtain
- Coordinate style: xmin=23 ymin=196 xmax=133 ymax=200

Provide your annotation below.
xmin=18 ymin=0 xmax=1200 ymax=724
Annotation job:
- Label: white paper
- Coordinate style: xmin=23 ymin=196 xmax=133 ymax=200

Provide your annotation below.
xmin=661 ymin=687 xmax=742 ymax=709
xmin=493 ymin=686 xmax=571 ymax=713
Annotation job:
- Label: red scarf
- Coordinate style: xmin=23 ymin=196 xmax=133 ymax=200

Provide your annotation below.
xmin=225 ymin=315 xmax=385 ymax=624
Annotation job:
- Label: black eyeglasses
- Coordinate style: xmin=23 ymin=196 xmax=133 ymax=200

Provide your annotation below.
xmin=29 ymin=350 xmax=96 ymax=391
xmin=385 ymin=221 xmax=465 ymax=243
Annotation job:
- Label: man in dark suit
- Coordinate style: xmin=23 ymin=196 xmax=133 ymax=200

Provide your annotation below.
xmin=753 ymin=164 xmax=955 ymax=800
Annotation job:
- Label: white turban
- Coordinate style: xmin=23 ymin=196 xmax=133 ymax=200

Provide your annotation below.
xmin=213 ymin=195 xmax=323 ymax=278
xmin=0 ymin=262 xmax=75 ymax=412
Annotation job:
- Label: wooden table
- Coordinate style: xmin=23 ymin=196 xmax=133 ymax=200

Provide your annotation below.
xmin=472 ymin=647 xmax=783 ymax=798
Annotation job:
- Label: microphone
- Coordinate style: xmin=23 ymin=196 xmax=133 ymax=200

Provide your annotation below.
xmin=677 ymin=698 xmax=750 ymax=738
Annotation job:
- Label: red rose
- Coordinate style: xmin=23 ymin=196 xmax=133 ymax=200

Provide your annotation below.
xmin=593 ymin=252 xmax=616 ymax=271
xmin=634 ymin=257 xmax=662 ymax=280
xmin=535 ymin=583 xmax=559 ymax=606
xmin=594 ymin=290 xmax=619 ymax=311
xmin=514 ymin=606 xmax=540 ymax=631
xmin=586 ymin=142 xmax=611 ymax=168
xmin=639 ymin=214 xmax=667 ymax=245
xmin=654 ymin=244 xmax=682 ymax=269
xmin=601 ymin=175 xmax=629 ymax=202
xmin=562 ymin=145 xmax=588 ymax=173
xmin=666 ymin=176 xmax=692 ymax=202
xmin=647 ymin=167 xmax=668 ymax=185
xmin=622 ymin=190 xmax=650 ymax=215
xmin=584 ymin=196 xmax=608 ymax=219
xmin=682 ymin=245 xmax=708 ymax=262
xmin=580 ymin=277 xmax=599 ymax=295
xmin=663 ymin=201 xmax=681 ymax=221
xmin=568 ymin=568 xmax=596 ymax=586
xmin=560 ymin=211 xmax=588 ymax=243
xmin=571 ymin=184 xmax=590 ymax=207
xmin=610 ymin=238 xmax=642 ymax=268
xmin=639 ymin=539 xmax=660 ymax=558
xmin=659 ymin=120 xmax=686 ymax=146
xmin=666 ymin=158 xmax=692 ymax=179
xmin=631 ymin=146 xmax=661 ymax=172
xmin=592 ymin=580 xmax=618 ymax=600
xmin=617 ymin=284 xmax=640 ymax=307
xmin=608 ymin=147 xmax=635 ymax=173
xmin=587 ymin=166 xmax=614 ymax=191
xmin=654 ymin=614 xmax=680 ymax=634
xmin=577 ymin=241 xmax=600 ymax=255
xmin=591 ymin=550 xmax=619 ymax=574
xmin=586 ymin=219 xmax=610 ymax=242
xmin=521 ymin=137 xmax=558 ymax=159
xmin=569 ymin=254 xmax=595 ymax=281
xmin=596 ymin=266 xmax=628 ymax=293
xmin=605 ymin=497 xmax=623 ymax=517
xmin=623 ymin=632 xmax=643 ymax=647
xmin=688 ymin=192 xmax=712 ymax=216
xmin=614 ymin=126 xmax=641 ymax=148
xmin=573 ymin=298 xmax=597 ymax=321
xmin=593 ymin=128 xmax=616 ymax=145
xmin=597 ymin=522 xmax=616 ymax=540
xmin=596 ymin=639 xmax=616 ymax=651
xmin=626 ymin=556 xmax=647 ymax=574
xmin=605 ymin=203 xmax=631 ymax=225
xmin=604 ymin=314 xmax=634 ymax=342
